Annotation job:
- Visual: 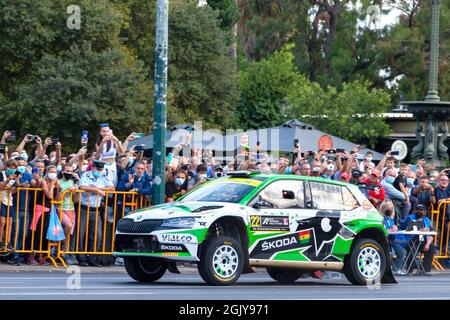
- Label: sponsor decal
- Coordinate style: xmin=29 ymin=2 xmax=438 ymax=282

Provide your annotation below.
xmin=262 ymin=236 xmax=297 ymax=251
xmin=158 ymin=244 xmax=185 ymax=252
xmin=214 ymin=178 xmax=261 ymax=187
xmin=298 ymin=230 xmax=311 ymax=244
xmin=162 ymin=252 xmax=179 ymax=256
xmin=160 ymin=234 xmax=196 ymax=243
xmin=250 ymin=215 xmax=290 ymax=231
xmin=199 ymin=222 xmax=207 ymax=227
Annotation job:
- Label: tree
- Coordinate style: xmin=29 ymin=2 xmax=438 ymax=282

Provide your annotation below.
xmin=236 ymin=49 xmax=300 ymax=130
xmin=286 ymin=79 xmax=392 ymax=147
xmin=166 ymin=0 xmax=237 ymax=128
xmin=0 ymin=0 xmax=124 ymax=94
xmin=2 ymin=43 xmax=151 ymax=152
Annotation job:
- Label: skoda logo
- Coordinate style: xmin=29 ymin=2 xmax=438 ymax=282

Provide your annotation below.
xmin=136 ymin=215 xmax=143 ymax=221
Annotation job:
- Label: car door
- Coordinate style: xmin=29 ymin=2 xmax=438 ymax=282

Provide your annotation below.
xmin=296 ymin=180 xmax=359 ymax=262
xmin=247 ymin=179 xmax=307 ymax=260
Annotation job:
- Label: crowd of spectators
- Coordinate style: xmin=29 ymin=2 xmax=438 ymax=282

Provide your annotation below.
xmin=0 ymin=128 xmax=448 ymax=273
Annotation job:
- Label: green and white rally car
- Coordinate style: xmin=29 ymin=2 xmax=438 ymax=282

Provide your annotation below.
xmin=113 ymin=171 xmax=396 ymax=286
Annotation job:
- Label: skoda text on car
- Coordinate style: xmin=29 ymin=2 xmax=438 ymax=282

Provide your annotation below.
xmin=113 ymin=171 xmax=397 ymax=286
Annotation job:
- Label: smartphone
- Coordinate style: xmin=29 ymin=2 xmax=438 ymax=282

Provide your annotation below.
xmin=336 ymin=148 xmax=345 ymax=153
xmin=135 ymin=145 xmax=145 ymax=152
xmin=81 ymin=130 xmax=88 ymax=146
xmin=6 ymin=130 xmax=16 ymax=143
xmin=51 ymin=137 xmax=59 ymax=145
xmin=294 ymin=139 xmax=299 ymax=148
xmin=0 ymin=144 xmax=5 ymax=154
xmin=390 ymin=150 xmax=400 ymax=156
xmin=135 ymin=133 xmax=144 ymax=139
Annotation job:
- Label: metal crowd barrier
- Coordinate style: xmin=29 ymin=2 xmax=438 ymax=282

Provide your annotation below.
xmin=430 ymin=201 xmax=450 ymax=271
xmin=0 ymin=188 xmax=150 ymax=268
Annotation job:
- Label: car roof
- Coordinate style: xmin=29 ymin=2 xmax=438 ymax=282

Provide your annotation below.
xmin=225 ymin=171 xmax=350 ymax=187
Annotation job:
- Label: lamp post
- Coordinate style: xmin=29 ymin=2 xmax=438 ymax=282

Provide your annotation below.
xmin=405 ymin=0 xmax=449 ymax=168
xmin=152 ymin=0 xmax=169 ymax=205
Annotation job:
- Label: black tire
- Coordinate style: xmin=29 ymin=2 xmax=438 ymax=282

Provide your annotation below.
xmin=124 ymin=257 xmax=167 ymax=283
xmin=198 ymin=236 xmax=244 ymax=286
xmin=266 ymin=267 xmax=304 ymax=284
xmin=344 ymin=238 xmax=386 ymax=286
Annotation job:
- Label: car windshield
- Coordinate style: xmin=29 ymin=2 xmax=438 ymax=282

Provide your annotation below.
xmin=180 ymin=181 xmax=255 ymax=203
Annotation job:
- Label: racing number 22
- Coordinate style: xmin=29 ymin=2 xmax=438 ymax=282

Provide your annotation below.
xmin=250 ymin=215 xmax=261 ymax=228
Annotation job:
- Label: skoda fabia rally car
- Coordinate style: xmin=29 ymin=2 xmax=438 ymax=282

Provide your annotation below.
xmin=113 ymin=171 xmax=396 ymax=286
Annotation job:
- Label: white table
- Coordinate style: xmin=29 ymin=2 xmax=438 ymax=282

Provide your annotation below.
xmin=390 ymin=230 xmax=437 ymax=275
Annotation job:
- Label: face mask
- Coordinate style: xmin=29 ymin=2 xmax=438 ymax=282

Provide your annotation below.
xmin=175 ymin=178 xmax=185 ymax=186
xmin=6 ymin=168 xmax=15 ymax=176
xmin=385 ymin=176 xmax=395 ymax=184
xmin=406 ymin=178 xmax=414 ymax=186
xmin=48 ymin=173 xmax=57 ymax=180
xmin=56 ymin=165 xmax=62 ymax=172
xmin=430 ymin=181 xmax=437 ymax=187
xmin=384 ymin=209 xmax=392 ymax=216
xmin=17 ymin=166 xmax=26 ymax=174
xmin=365 ymin=156 xmax=373 ymax=162
xmin=93 ymin=171 xmax=101 ymax=178
xmin=82 ymin=165 xmax=88 ymax=172
xmin=63 ymin=173 xmax=73 ymax=180
xmin=43 ymin=160 xmax=50 ymax=167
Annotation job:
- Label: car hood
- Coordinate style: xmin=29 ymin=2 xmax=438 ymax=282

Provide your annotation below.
xmin=124 ymin=201 xmax=239 ymax=221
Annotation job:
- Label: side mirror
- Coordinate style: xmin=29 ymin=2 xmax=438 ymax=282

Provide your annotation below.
xmin=282 ymin=190 xmax=295 ymax=200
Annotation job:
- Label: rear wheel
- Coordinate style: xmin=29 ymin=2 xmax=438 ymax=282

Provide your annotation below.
xmin=344 ymin=238 xmax=386 ymax=285
xmin=124 ymin=257 xmax=167 ymax=283
xmin=266 ymin=267 xmax=304 ymax=284
xmin=198 ymin=236 xmax=244 ymax=286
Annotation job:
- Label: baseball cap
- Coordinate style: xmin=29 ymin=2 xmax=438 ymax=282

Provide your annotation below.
xmin=352 ymin=169 xmax=362 ymax=178
xmin=416 ymin=204 xmax=425 ymax=211
xmin=371 ymin=169 xmax=381 ymax=178
xmin=340 ymin=172 xmax=350 ymax=182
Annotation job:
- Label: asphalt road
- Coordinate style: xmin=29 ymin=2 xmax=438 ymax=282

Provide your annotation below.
xmin=1 ymin=269 xmax=450 ymax=300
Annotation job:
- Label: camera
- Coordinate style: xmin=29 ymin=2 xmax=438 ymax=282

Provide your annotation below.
xmin=51 ymin=138 xmax=59 ymax=145
xmin=336 ymin=148 xmax=345 ymax=153
xmin=6 ymin=130 xmax=16 ymax=143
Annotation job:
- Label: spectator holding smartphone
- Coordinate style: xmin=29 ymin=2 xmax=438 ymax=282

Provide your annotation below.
xmin=94 ymin=123 xmax=124 ymax=186
xmin=0 ymin=160 xmax=19 ymax=251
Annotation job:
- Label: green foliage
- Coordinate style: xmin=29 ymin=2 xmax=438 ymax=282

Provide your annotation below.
xmin=287 ymin=79 xmax=392 ymax=147
xmin=236 ymin=49 xmax=300 ymax=130
xmin=3 ymin=43 xmax=151 ymax=152
xmin=237 ymin=49 xmax=391 ymax=146
xmin=207 ymin=0 xmax=240 ymax=30
xmin=166 ymin=0 xmax=236 ymax=128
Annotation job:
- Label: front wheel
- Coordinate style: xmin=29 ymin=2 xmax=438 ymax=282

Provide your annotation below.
xmin=344 ymin=238 xmax=386 ymax=285
xmin=198 ymin=236 xmax=244 ymax=286
xmin=266 ymin=267 xmax=304 ymax=284
xmin=124 ymin=257 xmax=167 ymax=283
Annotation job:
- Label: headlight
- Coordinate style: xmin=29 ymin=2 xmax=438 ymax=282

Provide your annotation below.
xmin=160 ymin=217 xmax=199 ymax=229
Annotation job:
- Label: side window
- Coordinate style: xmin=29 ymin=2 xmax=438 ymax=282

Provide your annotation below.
xmin=342 ymin=186 xmax=360 ymax=210
xmin=309 ymin=181 xmax=344 ymax=210
xmin=258 ymin=180 xmax=305 ymax=209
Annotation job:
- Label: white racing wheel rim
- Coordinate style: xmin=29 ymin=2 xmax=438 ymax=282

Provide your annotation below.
xmin=357 ymin=246 xmax=381 ymax=280
xmin=212 ymin=245 xmax=239 ymax=278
